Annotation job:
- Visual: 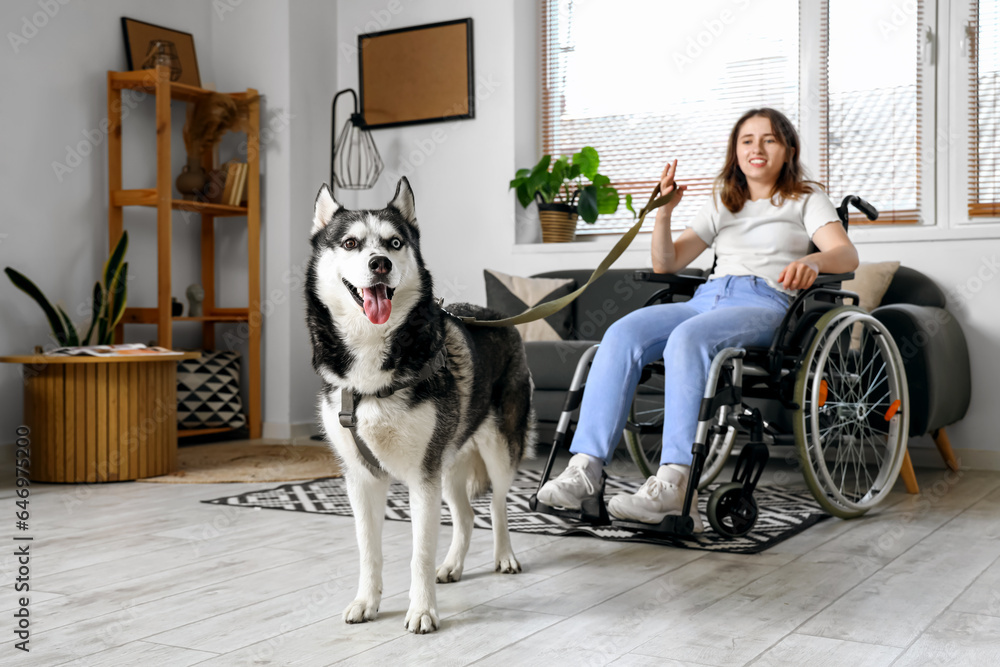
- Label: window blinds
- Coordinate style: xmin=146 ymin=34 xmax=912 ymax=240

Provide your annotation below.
xmin=540 ymin=0 xmax=799 ymax=235
xmin=969 ymin=0 xmax=1000 ymax=218
xmin=818 ymin=0 xmax=923 ymax=224
xmin=540 ymin=0 xmax=924 ymax=234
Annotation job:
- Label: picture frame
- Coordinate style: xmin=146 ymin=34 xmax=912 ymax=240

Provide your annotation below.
xmin=121 ymin=17 xmax=201 ymax=87
xmin=358 ymin=18 xmax=474 ymax=130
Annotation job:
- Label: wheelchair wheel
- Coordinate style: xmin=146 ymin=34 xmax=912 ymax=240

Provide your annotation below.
xmin=624 ymin=373 xmax=735 ymax=489
xmin=793 ymin=306 xmax=909 ymax=518
xmin=707 ymin=482 xmax=758 ymax=538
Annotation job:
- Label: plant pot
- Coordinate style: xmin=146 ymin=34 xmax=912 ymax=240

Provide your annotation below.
xmin=537 ymin=203 xmax=578 ymax=243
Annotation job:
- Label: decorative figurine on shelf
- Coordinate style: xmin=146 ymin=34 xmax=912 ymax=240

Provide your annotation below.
xmin=172 ymin=297 xmax=183 ymax=317
xmin=186 ymin=283 xmax=204 ymax=317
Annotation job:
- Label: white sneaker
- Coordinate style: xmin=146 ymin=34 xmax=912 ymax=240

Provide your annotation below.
xmin=537 ymin=453 xmax=602 ymax=510
xmin=608 ymin=464 xmax=705 ymax=532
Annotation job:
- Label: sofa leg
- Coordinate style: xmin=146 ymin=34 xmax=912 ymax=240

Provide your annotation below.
xmin=932 ymin=427 xmax=960 ymax=471
xmin=899 ymin=448 xmax=919 ymax=494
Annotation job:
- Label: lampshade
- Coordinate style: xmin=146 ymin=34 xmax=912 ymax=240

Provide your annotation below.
xmin=331 ymin=88 xmax=383 ymax=190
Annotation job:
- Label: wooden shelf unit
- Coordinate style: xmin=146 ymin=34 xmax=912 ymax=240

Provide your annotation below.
xmin=107 ymin=66 xmax=262 ymax=439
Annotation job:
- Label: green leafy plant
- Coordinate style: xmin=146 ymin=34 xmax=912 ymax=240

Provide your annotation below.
xmin=509 ymin=146 xmax=635 ymax=223
xmin=5 ymin=232 xmax=129 ymax=347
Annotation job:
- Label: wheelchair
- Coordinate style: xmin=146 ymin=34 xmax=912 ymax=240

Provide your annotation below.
xmin=529 ymin=195 xmax=910 ymax=539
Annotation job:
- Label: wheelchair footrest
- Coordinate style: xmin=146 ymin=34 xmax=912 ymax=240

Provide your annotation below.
xmin=529 ymin=495 xmax=611 ymax=526
xmin=528 ymin=472 xmax=611 ymax=526
xmin=610 ymin=514 xmax=698 ymax=537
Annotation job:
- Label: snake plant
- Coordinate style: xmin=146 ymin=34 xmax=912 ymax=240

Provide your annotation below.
xmin=5 ymin=231 xmax=129 ymax=347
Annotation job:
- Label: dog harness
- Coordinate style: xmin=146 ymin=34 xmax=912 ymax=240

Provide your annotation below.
xmin=338 ymin=346 xmax=449 ymax=471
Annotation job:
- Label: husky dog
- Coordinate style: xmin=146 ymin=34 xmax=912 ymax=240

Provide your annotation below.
xmin=305 ymin=177 xmax=535 ymax=634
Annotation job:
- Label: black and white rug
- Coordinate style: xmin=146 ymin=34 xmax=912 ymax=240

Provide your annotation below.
xmin=203 ymin=469 xmax=830 ymax=554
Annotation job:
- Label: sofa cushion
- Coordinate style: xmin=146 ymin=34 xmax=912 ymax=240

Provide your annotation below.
xmin=484 ymin=269 xmax=575 ymax=341
xmin=842 ymin=261 xmax=900 ymax=311
xmin=524 ymin=340 xmax=597 ymax=390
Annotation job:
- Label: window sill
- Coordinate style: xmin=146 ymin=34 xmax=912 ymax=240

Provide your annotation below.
xmin=513 ymin=221 xmax=1000 ymax=255
xmin=513 ymin=234 xmax=653 ymax=254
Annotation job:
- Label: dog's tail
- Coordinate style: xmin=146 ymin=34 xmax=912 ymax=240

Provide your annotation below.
xmin=466 ymin=448 xmax=492 ymax=499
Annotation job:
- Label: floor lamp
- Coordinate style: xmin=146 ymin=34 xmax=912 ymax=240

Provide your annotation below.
xmin=330 ymin=88 xmax=383 ymax=193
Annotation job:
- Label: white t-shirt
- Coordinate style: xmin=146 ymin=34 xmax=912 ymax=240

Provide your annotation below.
xmin=687 ymin=189 xmax=841 ymax=295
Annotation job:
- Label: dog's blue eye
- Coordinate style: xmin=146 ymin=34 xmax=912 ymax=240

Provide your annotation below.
xmin=390 ymin=238 xmax=402 ymax=250
xmin=343 ymin=238 xmax=358 ymax=250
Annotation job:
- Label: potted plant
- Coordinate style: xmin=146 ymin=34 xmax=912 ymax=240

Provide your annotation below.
xmin=5 ymin=232 xmax=129 ymax=347
xmin=509 ymin=146 xmax=633 ymax=242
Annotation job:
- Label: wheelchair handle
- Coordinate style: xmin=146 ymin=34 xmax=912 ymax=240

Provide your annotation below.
xmin=837 ymin=195 xmax=879 ymax=226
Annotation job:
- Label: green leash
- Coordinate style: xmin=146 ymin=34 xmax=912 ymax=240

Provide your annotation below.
xmin=452 ymin=186 xmax=674 ymax=327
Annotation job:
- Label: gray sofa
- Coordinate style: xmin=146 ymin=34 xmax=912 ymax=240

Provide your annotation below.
xmin=521 ymin=266 xmax=971 ymax=449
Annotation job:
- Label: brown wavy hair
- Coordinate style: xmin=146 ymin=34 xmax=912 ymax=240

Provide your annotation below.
xmin=715 ymin=108 xmax=821 ymax=213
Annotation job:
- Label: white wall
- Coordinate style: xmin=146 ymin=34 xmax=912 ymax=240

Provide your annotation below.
xmin=208 ymin=0 xmax=334 ymax=437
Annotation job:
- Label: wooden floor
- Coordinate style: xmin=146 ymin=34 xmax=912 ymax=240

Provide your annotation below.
xmin=3 ymin=442 xmax=1000 ymax=666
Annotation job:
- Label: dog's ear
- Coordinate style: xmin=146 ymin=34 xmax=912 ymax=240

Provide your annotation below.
xmin=312 ymin=184 xmax=341 ymax=236
xmin=388 ymin=177 xmax=417 ymax=226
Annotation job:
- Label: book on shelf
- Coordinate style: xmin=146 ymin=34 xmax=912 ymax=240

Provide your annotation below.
xmin=230 ymin=162 xmax=248 ymax=207
xmin=221 ymin=162 xmax=240 ymax=207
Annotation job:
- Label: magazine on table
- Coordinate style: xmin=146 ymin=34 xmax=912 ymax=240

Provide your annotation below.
xmin=44 ymin=344 xmax=185 ymax=357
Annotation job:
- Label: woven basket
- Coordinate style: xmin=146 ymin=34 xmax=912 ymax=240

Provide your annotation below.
xmin=538 ymin=206 xmax=578 ymax=243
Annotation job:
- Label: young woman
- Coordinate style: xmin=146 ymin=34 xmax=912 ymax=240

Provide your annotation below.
xmin=537 ymin=108 xmax=859 ymax=531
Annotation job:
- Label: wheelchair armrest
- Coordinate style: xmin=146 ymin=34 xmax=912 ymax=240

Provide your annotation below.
xmin=812 ymin=272 xmax=854 ymax=286
xmin=633 ymin=270 xmax=708 ymax=286
xmin=633 ymin=270 xmax=707 ymax=300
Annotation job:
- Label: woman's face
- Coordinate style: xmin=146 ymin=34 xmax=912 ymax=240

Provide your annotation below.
xmin=736 ymin=115 xmax=788 ymax=192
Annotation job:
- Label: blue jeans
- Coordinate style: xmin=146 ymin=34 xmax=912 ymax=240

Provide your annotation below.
xmin=569 ymin=275 xmax=791 ymax=466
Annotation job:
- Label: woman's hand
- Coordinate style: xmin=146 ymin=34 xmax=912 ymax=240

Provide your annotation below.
xmin=778 ymin=259 xmax=820 ymax=290
xmin=658 ymin=159 xmax=687 ymax=213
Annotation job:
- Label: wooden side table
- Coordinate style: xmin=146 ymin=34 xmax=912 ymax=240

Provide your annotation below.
xmin=0 ymin=353 xmax=199 ymax=483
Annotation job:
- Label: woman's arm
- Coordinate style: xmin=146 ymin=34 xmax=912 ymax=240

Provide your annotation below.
xmin=652 ymin=227 xmax=709 ymax=274
xmin=778 ymin=221 xmax=859 ymax=290
xmin=650 ymin=160 xmax=709 ymax=274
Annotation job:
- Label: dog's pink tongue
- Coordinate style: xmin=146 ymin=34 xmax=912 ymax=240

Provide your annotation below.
xmin=362 ymin=285 xmax=392 ymax=324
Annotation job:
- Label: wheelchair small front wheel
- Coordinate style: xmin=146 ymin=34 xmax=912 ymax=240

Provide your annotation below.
xmin=793 ymin=307 xmax=909 ymax=519
xmin=707 ymin=482 xmax=758 ymax=538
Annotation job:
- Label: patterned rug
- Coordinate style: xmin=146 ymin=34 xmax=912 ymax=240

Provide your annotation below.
xmin=203 ymin=469 xmax=830 ymax=554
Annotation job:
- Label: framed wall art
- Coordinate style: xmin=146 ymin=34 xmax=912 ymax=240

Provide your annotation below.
xmin=358 ymin=18 xmax=474 ymax=129
xmin=121 ymin=17 xmax=201 ymax=87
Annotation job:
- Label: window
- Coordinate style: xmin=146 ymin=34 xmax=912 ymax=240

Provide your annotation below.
xmin=541 ymin=0 xmax=800 ymax=235
xmin=819 ymin=0 xmax=926 ymax=224
xmin=968 ymin=0 xmax=1000 ymax=217
xmin=540 ymin=0 xmax=929 ymax=235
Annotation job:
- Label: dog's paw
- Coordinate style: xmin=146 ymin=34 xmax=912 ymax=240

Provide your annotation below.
xmin=495 ymin=553 xmax=522 ymax=574
xmin=435 ymin=561 xmax=463 ymax=583
xmin=404 ymin=606 xmax=439 ymax=634
xmin=343 ymin=598 xmax=379 ymax=624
